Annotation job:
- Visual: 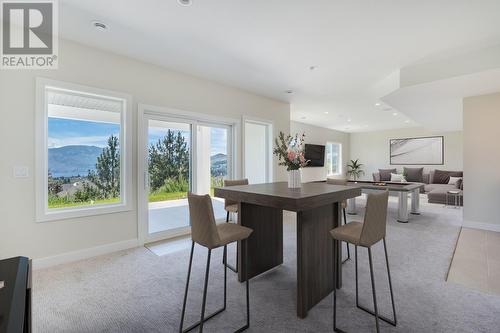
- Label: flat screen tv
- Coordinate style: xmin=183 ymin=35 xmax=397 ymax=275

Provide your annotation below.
xmin=304 ymin=144 xmax=325 ymax=167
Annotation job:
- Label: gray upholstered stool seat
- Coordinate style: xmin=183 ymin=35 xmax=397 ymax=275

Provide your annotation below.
xmin=216 ymin=223 xmax=252 ymax=248
xmin=225 ymin=204 xmax=239 ymax=213
xmin=330 ymin=191 xmax=397 ymax=333
xmin=330 ymin=222 xmax=363 ymax=246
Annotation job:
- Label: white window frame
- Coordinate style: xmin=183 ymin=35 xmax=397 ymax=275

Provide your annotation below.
xmin=242 ymin=117 xmax=274 ymax=183
xmin=35 ymin=78 xmax=133 ymax=222
xmin=326 ymin=142 xmax=342 ymax=176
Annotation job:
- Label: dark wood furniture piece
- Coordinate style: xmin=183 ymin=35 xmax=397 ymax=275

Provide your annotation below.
xmin=343 ymin=180 xmax=425 ymax=223
xmin=0 ymin=257 xmax=32 ymax=333
xmin=214 ymin=182 xmax=360 ymax=318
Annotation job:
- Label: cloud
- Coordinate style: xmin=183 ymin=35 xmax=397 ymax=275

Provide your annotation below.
xmin=48 ymin=135 xmax=114 ymax=148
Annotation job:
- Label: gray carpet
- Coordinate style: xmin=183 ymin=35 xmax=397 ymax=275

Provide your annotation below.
xmin=33 ymin=196 xmax=500 ymax=332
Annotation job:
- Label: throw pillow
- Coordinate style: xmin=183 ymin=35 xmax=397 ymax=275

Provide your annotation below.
xmin=433 ymin=169 xmax=451 ymax=184
xmin=448 ymin=176 xmax=462 ymax=185
xmin=379 ymin=168 xmax=397 ymax=181
xmin=390 ymin=173 xmax=406 ymax=182
xmin=449 ymin=171 xmax=464 ymax=178
xmin=403 ymin=167 xmax=424 ymax=182
xmin=456 ymin=178 xmax=463 ymax=190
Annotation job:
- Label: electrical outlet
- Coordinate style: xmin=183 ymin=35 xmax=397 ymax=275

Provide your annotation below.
xmin=13 ymin=166 xmax=29 ymax=178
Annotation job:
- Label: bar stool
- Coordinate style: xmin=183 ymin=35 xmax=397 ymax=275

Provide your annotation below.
xmin=326 ymin=178 xmax=351 ymax=263
xmin=179 ymin=193 xmax=253 ymax=333
xmin=222 ymin=179 xmax=249 ymax=273
xmin=330 ymin=191 xmax=397 ymax=333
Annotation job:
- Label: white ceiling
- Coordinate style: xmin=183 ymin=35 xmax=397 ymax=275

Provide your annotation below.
xmin=60 ymin=0 xmax=500 ymax=132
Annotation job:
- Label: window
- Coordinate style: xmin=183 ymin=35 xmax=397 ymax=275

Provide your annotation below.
xmin=36 ymin=79 xmax=132 ymax=222
xmin=325 ymin=142 xmax=342 ymax=176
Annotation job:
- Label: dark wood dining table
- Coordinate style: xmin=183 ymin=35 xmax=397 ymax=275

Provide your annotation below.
xmin=214 ymin=181 xmax=361 ymax=318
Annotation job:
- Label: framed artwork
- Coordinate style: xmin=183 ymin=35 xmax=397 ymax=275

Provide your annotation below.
xmin=390 ymin=136 xmax=444 ymax=165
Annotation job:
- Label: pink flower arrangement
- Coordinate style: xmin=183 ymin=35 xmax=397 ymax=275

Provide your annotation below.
xmin=273 ymin=132 xmax=309 ymax=171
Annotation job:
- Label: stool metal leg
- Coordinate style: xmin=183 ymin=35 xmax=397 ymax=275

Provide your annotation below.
xmin=342 ymin=208 xmax=351 ymax=264
xmin=383 ymin=238 xmax=397 ymax=325
xmin=234 ymin=239 xmax=250 ymax=332
xmin=332 ymin=239 xmax=347 ymax=333
xmin=367 ymin=248 xmax=380 ymax=333
xmin=199 ymin=249 xmax=212 ymax=333
xmin=179 ymin=241 xmax=249 ymax=333
xmin=179 ymin=245 xmax=227 ymax=333
xmin=355 ymin=242 xmax=397 ymax=327
xmin=223 ymin=211 xmax=238 ymax=273
xmin=179 ymin=242 xmax=195 ymax=333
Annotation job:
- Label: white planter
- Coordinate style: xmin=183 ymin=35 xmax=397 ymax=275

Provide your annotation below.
xmin=288 ymin=169 xmax=302 ymax=188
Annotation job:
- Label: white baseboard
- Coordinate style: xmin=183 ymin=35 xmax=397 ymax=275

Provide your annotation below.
xmin=32 ymin=238 xmax=140 ymax=270
xmin=462 ymin=221 xmax=500 ymax=233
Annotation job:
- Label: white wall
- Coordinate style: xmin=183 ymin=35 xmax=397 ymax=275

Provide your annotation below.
xmin=0 ymin=39 xmax=290 ymax=262
xmin=350 ymin=127 xmax=463 ymax=180
xmin=290 ymin=121 xmax=350 ymax=182
xmin=463 ymin=92 xmax=500 ymax=230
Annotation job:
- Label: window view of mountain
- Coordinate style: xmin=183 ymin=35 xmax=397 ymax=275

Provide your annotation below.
xmin=48 ymin=145 xmax=103 ymax=177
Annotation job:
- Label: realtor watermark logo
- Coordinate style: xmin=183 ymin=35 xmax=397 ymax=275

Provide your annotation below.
xmin=1 ymin=0 xmax=58 ymax=69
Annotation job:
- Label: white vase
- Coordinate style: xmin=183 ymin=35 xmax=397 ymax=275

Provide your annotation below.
xmin=288 ymin=169 xmax=302 ymax=188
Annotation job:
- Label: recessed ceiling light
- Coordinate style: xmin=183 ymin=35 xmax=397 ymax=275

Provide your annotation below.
xmin=309 ymin=65 xmax=317 ymax=71
xmin=324 ymin=111 xmax=329 ymax=114
xmin=375 ymin=102 xmax=381 ymax=107
xmin=178 ymin=0 xmax=193 ymax=6
xmin=405 ymin=120 xmax=410 ymax=123
xmin=347 ymin=118 xmax=352 ymax=122
xmin=92 ymin=21 xmax=108 ymax=31
xmin=285 ymin=90 xmax=293 ymax=94
xmin=392 ymin=112 xmax=398 ymax=116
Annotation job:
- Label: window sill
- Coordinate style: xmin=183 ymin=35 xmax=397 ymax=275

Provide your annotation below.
xmin=36 ymin=202 xmax=133 ymax=223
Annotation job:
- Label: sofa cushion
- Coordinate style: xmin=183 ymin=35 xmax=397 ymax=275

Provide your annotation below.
xmin=379 ymin=168 xmax=397 ymax=181
xmin=433 ymin=169 xmax=451 ymax=184
xmin=424 ymin=183 xmax=456 ymax=193
xmin=403 ymin=167 xmax=424 ymax=182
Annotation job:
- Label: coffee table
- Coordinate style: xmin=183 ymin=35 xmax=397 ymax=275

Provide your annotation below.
xmin=343 ymin=180 xmax=425 ymax=223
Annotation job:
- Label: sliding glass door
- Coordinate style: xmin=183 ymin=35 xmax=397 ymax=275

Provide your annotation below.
xmin=140 ymin=112 xmax=233 ymax=241
xmin=147 ymin=119 xmax=193 ymax=234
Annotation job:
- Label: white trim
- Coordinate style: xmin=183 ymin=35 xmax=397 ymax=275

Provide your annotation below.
xmin=462 ymin=221 xmax=500 ymax=233
xmin=32 ymin=238 xmax=140 ymax=270
xmin=35 ymin=78 xmax=133 ymax=222
xmin=242 ymin=116 xmax=274 ymax=183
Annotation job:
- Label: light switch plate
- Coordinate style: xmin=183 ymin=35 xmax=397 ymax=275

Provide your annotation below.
xmin=13 ymin=166 xmax=29 ymax=178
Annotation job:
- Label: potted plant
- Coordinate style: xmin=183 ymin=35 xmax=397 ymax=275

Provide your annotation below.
xmin=273 ymin=131 xmax=309 ymax=188
xmin=347 ymin=159 xmax=364 ymax=181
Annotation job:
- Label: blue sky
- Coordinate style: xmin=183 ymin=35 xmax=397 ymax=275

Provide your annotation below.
xmin=48 ymin=117 xmax=120 ymax=148
xmin=49 ymin=117 xmax=227 ymax=156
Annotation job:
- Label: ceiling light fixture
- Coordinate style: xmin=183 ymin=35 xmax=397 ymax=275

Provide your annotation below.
xmin=177 ymin=0 xmax=193 ymax=6
xmin=92 ymin=21 xmax=108 ymax=31
xmin=347 ymin=118 xmax=352 ymax=122
xmin=375 ymin=102 xmax=381 ymax=107
xmin=324 ymin=111 xmax=329 ymax=114
xmin=309 ymin=66 xmax=317 ymax=71
xmin=392 ymin=112 xmax=398 ymax=116
xmin=285 ymin=90 xmax=293 ymax=94
xmin=405 ymin=120 xmax=410 ymax=123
